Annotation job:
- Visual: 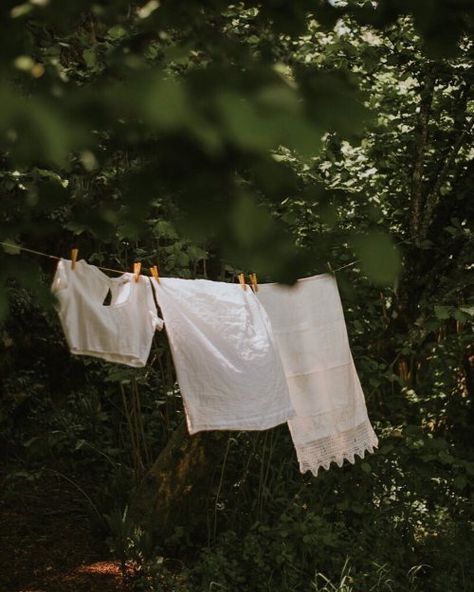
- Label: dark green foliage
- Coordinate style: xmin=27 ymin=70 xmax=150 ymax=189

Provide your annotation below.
xmin=1 ymin=1 xmax=473 ymax=591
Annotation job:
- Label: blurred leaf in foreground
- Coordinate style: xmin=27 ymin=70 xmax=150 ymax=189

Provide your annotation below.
xmin=352 ymin=232 xmax=401 ymax=286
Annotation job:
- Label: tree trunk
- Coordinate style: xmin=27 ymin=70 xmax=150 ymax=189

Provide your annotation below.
xmin=130 ymin=421 xmax=223 ymax=543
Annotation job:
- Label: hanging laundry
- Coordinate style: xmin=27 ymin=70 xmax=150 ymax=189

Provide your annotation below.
xmin=52 ymin=259 xmax=163 ymax=367
xmin=257 ymin=273 xmax=378 ymax=475
xmin=150 ymin=277 xmax=294 ymax=435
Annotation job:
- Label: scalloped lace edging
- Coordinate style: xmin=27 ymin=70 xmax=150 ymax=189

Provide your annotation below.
xmin=296 ymin=419 xmax=379 ymax=476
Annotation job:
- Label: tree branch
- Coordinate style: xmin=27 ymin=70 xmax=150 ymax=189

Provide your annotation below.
xmin=410 ymin=69 xmax=436 ymax=245
xmin=419 ymin=111 xmax=473 ymax=240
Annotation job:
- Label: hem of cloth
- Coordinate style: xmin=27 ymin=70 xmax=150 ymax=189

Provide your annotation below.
xmin=187 ymin=406 xmax=295 ymax=435
xmin=70 ymin=348 xmax=147 ymax=367
xmin=285 ymin=360 xmax=352 ymax=379
xmin=296 ymin=418 xmax=379 ymax=476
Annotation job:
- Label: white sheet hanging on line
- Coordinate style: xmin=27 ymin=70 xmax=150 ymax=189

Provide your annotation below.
xmin=52 ymin=259 xmax=163 ymax=367
xmin=257 ymin=273 xmax=378 ymax=475
xmin=151 ymin=277 xmax=294 ymax=435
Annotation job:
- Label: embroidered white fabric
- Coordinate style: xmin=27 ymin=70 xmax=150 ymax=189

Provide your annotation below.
xmin=257 ymin=273 xmax=378 ymax=475
xmin=295 ymin=419 xmax=379 ymax=475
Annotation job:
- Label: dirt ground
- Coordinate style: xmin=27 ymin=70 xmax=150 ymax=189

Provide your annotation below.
xmin=0 ymin=470 xmax=128 ymax=592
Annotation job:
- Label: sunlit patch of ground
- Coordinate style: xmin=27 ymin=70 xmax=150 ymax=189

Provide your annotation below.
xmin=0 ymin=471 xmax=129 ymax=592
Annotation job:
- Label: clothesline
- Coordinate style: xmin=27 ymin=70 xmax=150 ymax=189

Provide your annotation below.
xmin=51 ymin=258 xmax=379 ymax=476
xmin=0 ymin=240 xmax=359 ymax=276
xmin=0 ymin=241 xmax=149 ymax=276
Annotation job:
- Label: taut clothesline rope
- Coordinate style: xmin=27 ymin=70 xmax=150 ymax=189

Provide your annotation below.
xmin=0 ymin=241 xmax=139 ymax=276
xmin=0 ymin=242 xmax=60 ymax=261
xmin=0 ymin=240 xmax=359 ymax=275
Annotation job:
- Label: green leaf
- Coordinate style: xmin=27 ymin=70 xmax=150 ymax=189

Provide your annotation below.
xmin=453 ymin=475 xmax=467 ymax=490
xmin=216 ymin=88 xmax=322 ymax=156
xmin=14 ymin=55 xmax=35 ymax=71
xmin=232 ymin=194 xmax=274 ymax=248
xmin=155 ymin=220 xmax=178 ymax=240
xmin=137 ymin=0 xmax=160 ymax=19
xmin=187 ymin=245 xmax=207 ymax=262
xmin=1 ymin=240 xmax=21 ymax=255
xmin=140 ymin=76 xmax=190 ymax=130
xmin=434 ymin=305 xmax=450 ymax=320
xmin=352 ymin=232 xmax=401 ymax=286
xmin=10 ymin=3 xmax=33 ymax=18
xmin=453 ymin=309 xmax=468 ymax=322
xmin=65 ymin=221 xmax=87 ymax=235
xmin=107 ymin=25 xmax=128 ymax=40
xmin=217 ymin=91 xmax=280 ymax=152
xmin=82 ymin=48 xmax=97 ymax=69
xmin=438 ymin=450 xmax=454 ymax=465
xmin=105 ymin=368 xmax=133 ymax=383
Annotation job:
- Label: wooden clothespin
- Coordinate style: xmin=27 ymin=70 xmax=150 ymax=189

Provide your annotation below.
xmin=249 ymin=273 xmax=258 ymax=292
xmin=150 ymin=265 xmax=160 ymax=283
xmin=238 ymin=272 xmax=247 ymax=291
xmin=133 ymin=261 xmax=142 ymax=283
xmin=71 ymin=248 xmax=79 ymax=270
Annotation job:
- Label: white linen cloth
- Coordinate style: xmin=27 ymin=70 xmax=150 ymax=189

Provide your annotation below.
xmin=52 ymin=259 xmax=162 ymax=367
xmin=151 ymin=277 xmax=294 ymax=435
xmin=257 ymin=273 xmax=378 ymax=475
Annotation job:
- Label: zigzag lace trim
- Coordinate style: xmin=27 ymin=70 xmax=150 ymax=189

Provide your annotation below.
xmin=296 ymin=419 xmax=378 ymax=476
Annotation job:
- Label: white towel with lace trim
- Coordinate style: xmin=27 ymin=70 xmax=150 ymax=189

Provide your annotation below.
xmin=257 ymin=273 xmax=378 ymax=475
